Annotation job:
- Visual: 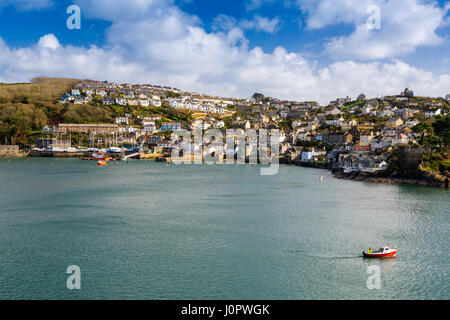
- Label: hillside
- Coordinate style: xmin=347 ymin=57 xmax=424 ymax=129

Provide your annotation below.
xmin=0 ymin=78 xmax=80 ymax=145
xmin=0 ymin=77 xmax=193 ymax=146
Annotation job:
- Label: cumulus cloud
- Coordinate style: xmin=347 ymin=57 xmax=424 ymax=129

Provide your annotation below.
xmin=297 ymin=0 xmax=449 ymax=60
xmin=213 ymin=14 xmax=281 ymax=34
xmin=0 ymin=0 xmax=449 ymax=104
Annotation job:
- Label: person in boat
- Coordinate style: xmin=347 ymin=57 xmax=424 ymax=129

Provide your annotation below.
xmin=368 ymin=248 xmax=372 ymax=253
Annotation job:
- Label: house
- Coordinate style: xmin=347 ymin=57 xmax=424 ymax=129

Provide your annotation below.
xmin=96 ymin=89 xmax=107 ymax=97
xmin=83 ymin=89 xmax=94 ymax=96
xmin=295 ymin=131 xmax=311 ymax=142
xmin=325 ymin=117 xmax=344 ymax=126
xmin=401 ymin=88 xmax=414 ymax=97
xmin=424 ymin=109 xmax=441 ymax=118
xmin=357 ymin=93 xmax=366 ymax=101
xmin=191 ymin=120 xmax=211 ymax=131
xmin=378 ymin=109 xmax=395 ymax=117
xmin=371 ymin=138 xmax=393 ymax=151
xmin=341 ymin=119 xmax=358 ymax=130
xmin=301 ymin=148 xmax=327 ymax=162
xmin=446 ymin=94 xmax=450 ymax=101
xmin=142 ymin=120 xmax=155 ymax=127
xmin=139 ymin=99 xmax=150 ymax=107
xmin=143 ymin=123 xmax=157 ymax=133
xmin=42 ymin=125 xmax=58 ymax=134
xmin=71 ymin=89 xmax=80 ymax=96
xmin=363 ymin=104 xmax=374 ymax=114
xmin=58 ymin=124 xmax=118 ymax=134
xmin=124 ymin=91 xmax=134 ymax=98
xmin=115 ymin=98 xmax=127 ymax=106
xmin=60 ymin=93 xmax=74 ymax=104
xmin=102 ymin=97 xmax=115 ymax=105
xmin=405 ymin=118 xmax=420 ymax=128
xmin=116 ymin=117 xmax=129 ymax=125
xmin=323 ymin=132 xmax=353 ymax=146
xmin=359 ymin=132 xmax=374 ymax=146
xmin=74 ymin=96 xmax=88 ymax=105
xmin=325 ymin=107 xmax=341 ymax=116
xmin=387 ymin=117 xmax=404 ymax=128
xmin=287 ymin=110 xmax=309 ymax=119
xmin=119 ymin=126 xmax=140 ymax=134
xmin=161 ymin=122 xmax=181 ymax=132
xmin=168 ymin=99 xmax=184 ymax=109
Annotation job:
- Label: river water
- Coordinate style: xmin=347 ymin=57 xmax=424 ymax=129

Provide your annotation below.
xmin=0 ymin=158 xmax=448 ymax=299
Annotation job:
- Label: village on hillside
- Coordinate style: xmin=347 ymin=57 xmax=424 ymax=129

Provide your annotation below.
xmin=1 ymin=79 xmax=449 ymax=186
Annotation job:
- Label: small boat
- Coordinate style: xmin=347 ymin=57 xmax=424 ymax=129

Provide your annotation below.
xmin=363 ymin=246 xmax=397 ymax=258
xmin=97 ymin=160 xmax=107 ymax=166
xmin=93 ymin=153 xmax=106 ymax=160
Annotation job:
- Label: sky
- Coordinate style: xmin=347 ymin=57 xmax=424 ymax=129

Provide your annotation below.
xmin=0 ymin=0 xmax=449 ymax=104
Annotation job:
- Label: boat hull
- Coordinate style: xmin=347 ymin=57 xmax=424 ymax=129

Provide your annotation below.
xmin=363 ymin=249 xmax=397 ymax=258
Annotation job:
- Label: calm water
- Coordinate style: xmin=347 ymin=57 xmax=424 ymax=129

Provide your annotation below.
xmin=0 ymin=158 xmax=448 ymax=300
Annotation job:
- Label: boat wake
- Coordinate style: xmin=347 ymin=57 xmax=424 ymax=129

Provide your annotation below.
xmin=285 ymin=250 xmax=363 ymax=259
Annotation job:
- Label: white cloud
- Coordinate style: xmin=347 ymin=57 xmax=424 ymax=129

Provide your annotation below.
xmin=241 ymin=15 xmax=281 ymax=34
xmin=0 ymin=0 xmax=449 ymax=104
xmin=213 ymin=14 xmax=280 ymax=34
xmin=38 ymin=34 xmax=60 ymax=50
xmin=297 ymin=0 xmax=449 ymax=60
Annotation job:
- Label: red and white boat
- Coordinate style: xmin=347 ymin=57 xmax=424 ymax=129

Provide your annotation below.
xmin=93 ymin=153 xmax=106 ymax=160
xmin=363 ymin=246 xmax=397 ymax=258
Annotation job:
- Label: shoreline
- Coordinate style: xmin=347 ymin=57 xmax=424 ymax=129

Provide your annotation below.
xmin=279 ymin=158 xmax=447 ymax=188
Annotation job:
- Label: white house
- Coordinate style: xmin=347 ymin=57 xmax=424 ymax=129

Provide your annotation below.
xmin=425 ymin=109 xmax=441 ymax=118
xmin=83 ymin=89 xmax=94 ymax=96
xmin=405 ymin=118 xmax=420 ymax=128
xmin=116 ymin=117 xmax=129 ymax=125
xmin=139 ymin=99 xmax=150 ymax=107
xmin=143 ymin=123 xmax=157 ymax=133
xmin=96 ymin=89 xmax=107 ymax=97
xmin=168 ymin=99 xmax=184 ymax=109
xmin=115 ymin=98 xmax=127 ymax=106
xmin=74 ymin=96 xmax=88 ymax=104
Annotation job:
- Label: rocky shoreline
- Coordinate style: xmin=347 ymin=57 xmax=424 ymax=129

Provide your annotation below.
xmin=280 ymin=158 xmax=448 ymax=188
xmin=332 ymin=170 xmax=447 ymax=188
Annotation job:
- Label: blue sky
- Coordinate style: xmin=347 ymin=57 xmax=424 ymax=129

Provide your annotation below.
xmin=0 ymin=0 xmax=449 ymax=103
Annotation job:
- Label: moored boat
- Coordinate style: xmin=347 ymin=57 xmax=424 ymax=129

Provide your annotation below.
xmin=97 ymin=160 xmax=107 ymax=166
xmin=363 ymin=246 xmax=397 ymax=258
xmin=93 ymin=153 xmax=106 ymax=160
